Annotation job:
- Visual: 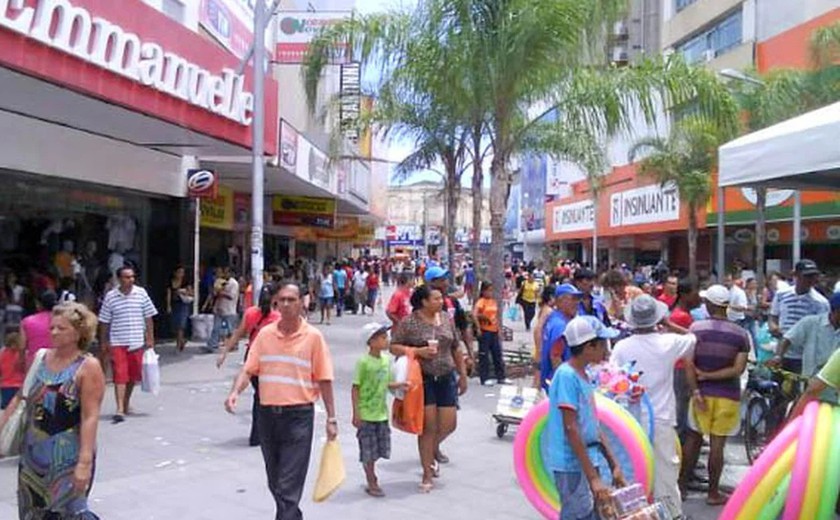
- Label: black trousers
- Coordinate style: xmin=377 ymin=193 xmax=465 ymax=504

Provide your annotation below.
xmin=522 ymin=301 xmax=536 ymax=330
xmin=258 ymin=404 xmax=315 ymax=520
xmin=478 ymin=330 xmax=506 ymax=383
xmin=250 ymin=376 xmax=260 ymax=446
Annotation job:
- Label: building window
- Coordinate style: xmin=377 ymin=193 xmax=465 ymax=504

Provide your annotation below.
xmin=162 ymin=0 xmax=186 ymax=24
xmin=677 ymin=10 xmax=742 ymax=64
xmin=675 ymin=0 xmax=699 ymax=12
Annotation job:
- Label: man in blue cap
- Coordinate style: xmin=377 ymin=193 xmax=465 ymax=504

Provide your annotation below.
xmin=539 ymin=283 xmax=584 ymax=391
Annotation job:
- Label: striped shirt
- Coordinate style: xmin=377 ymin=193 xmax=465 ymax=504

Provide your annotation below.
xmin=99 ymin=286 xmax=158 ymax=350
xmin=244 ymin=320 xmax=334 ymax=406
xmin=771 ymin=288 xmax=830 ymax=359
xmin=690 ymin=319 xmax=752 ymax=401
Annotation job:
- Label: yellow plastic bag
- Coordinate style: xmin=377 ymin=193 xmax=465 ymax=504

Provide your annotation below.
xmin=312 ymin=440 xmax=345 ymax=503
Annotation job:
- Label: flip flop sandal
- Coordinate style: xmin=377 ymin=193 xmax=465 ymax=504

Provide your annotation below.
xmin=418 ymin=482 xmax=434 ymax=494
xmin=365 ymin=487 xmax=385 ymax=498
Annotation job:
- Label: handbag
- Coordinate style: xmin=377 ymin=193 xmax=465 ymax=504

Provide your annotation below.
xmin=0 ymin=348 xmax=47 ymax=457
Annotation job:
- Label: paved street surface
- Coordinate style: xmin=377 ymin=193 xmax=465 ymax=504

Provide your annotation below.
xmin=0 ymin=289 xmax=746 ymax=519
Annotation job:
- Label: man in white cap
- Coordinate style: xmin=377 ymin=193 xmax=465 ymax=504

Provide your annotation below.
xmin=680 ymin=285 xmax=750 ymax=507
xmin=611 ymin=294 xmax=696 ymax=517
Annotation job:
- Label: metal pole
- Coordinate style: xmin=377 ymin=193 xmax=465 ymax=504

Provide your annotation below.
xmin=193 ymin=198 xmax=201 ymax=316
xmin=793 ymin=190 xmax=802 ymax=264
xmin=717 ymin=186 xmax=726 ymax=280
xmin=250 ymin=0 xmax=266 ymax=306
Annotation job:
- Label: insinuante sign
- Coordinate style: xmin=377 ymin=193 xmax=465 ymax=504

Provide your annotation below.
xmin=0 ymin=0 xmax=254 ymax=125
xmin=553 ymin=199 xmax=594 ymax=233
xmin=610 ymin=182 xmax=680 ymax=227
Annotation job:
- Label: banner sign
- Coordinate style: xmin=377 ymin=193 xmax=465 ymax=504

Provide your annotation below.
xmin=187 ymin=169 xmax=219 ymax=199
xmin=200 ymin=185 xmax=234 ymax=230
xmin=199 ymin=0 xmax=253 ymax=60
xmin=275 ymin=12 xmax=351 ymax=64
xmin=339 ymin=62 xmax=361 ymax=142
xmin=272 ymin=195 xmax=335 ymax=228
xmin=279 ymin=120 xmax=298 ymax=172
xmin=386 ymin=224 xmax=423 ymax=246
xmin=610 ymin=182 xmax=680 ymax=227
xmin=552 ymin=200 xmax=594 ymax=233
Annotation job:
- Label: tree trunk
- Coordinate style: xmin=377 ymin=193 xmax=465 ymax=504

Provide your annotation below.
xmin=489 ymin=155 xmax=508 ymax=327
xmin=445 ymin=173 xmax=459 ymax=272
xmin=688 ymin=202 xmax=698 ymax=284
xmin=471 ymin=159 xmax=484 ymax=298
xmin=755 ymin=186 xmax=766 ymax=288
xmin=591 ymin=195 xmax=599 ymax=272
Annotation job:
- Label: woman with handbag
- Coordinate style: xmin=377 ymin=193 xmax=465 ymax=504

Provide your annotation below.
xmin=165 ymin=266 xmax=193 ymax=353
xmin=0 ymin=302 xmax=105 ymax=519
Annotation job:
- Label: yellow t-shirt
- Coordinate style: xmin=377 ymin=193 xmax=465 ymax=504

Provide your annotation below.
xmin=520 ymin=280 xmax=539 ymax=303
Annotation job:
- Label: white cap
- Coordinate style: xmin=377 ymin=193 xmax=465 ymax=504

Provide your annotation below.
xmin=700 ymin=285 xmax=730 ymax=307
xmin=360 ymin=322 xmax=391 ymax=345
xmin=563 ymin=317 xmax=598 ymax=348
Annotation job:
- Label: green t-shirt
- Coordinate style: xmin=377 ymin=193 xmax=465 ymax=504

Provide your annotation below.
xmin=816 ymin=348 xmax=840 ymax=403
xmin=352 ymin=353 xmax=393 ymax=422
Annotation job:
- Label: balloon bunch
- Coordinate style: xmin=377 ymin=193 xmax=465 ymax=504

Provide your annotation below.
xmin=589 ymin=361 xmax=646 ymax=403
xmin=720 ymin=401 xmax=840 ymax=520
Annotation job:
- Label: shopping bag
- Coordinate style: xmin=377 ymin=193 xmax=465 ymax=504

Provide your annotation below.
xmin=141 ymin=349 xmax=160 ymax=395
xmin=312 ymin=440 xmax=345 ymax=502
xmin=0 ymin=349 xmax=46 ymax=457
xmin=391 ymin=355 xmax=409 ymax=399
xmin=391 ymin=350 xmax=424 ymax=434
xmin=504 ymin=305 xmax=521 ymax=322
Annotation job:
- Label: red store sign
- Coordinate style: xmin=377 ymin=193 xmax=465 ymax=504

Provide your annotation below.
xmin=0 ymin=0 xmax=278 ymax=153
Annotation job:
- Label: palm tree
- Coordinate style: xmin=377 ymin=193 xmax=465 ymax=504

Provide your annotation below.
xmin=727 ymin=21 xmax=840 ymax=288
xmin=629 ymin=117 xmax=735 ymax=282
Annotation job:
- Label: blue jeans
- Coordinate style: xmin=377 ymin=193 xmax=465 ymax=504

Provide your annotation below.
xmin=335 ymin=287 xmax=345 ymax=315
xmin=555 ymin=469 xmax=600 ymax=520
xmin=207 ymin=314 xmax=238 ymax=350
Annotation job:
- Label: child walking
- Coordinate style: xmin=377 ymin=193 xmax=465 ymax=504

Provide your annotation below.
xmin=352 ymin=322 xmax=406 ymax=497
xmin=0 ymin=330 xmax=25 ymax=409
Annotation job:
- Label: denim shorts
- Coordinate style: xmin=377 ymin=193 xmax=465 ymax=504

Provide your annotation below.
xmin=423 ymin=372 xmax=458 ymax=407
xmin=555 ymin=469 xmax=599 ymax=520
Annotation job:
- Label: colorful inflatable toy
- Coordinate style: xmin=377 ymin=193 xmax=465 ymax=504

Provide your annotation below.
xmin=513 ymin=393 xmax=655 ymax=519
xmin=720 ymin=401 xmax=840 ymax=520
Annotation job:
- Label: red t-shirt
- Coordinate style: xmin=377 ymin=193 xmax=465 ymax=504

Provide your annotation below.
xmin=366 ymin=274 xmax=379 ymax=290
xmin=658 ymin=293 xmax=677 ymax=309
xmin=243 ymin=307 xmax=282 ymax=344
xmin=0 ymin=347 xmax=25 ymax=388
xmin=670 ymin=307 xmax=693 ymax=369
xmin=386 ymin=287 xmax=412 ymax=324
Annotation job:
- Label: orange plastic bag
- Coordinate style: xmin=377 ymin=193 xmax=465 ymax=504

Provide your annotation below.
xmin=391 ymin=350 xmax=425 ymax=434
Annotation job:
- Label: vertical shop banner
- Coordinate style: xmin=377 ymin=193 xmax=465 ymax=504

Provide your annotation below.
xmin=359 ymin=96 xmax=374 ymax=158
xmin=186 ymin=169 xmax=219 ymax=198
xmin=275 ymin=12 xmax=352 ymax=64
xmin=610 ymin=182 xmax=680 ymax=228
xmin=233 ymin=192 xmax=250 ymax=231
xmin=307 ymin=145 xmax=332 ymax=192
xmin=201 ymin=185 xmax=234 ymax=230
xmin=280 ymin=120 xmax=298 ymax=172
xmin=272 ymin=195 xmax=336 ymax=228
xmin=339 ymin=62 xmax=361 ymax=142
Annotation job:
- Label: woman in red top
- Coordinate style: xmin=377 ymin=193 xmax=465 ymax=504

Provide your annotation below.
xmin=365 ymin=267 xmax=380 ymax=314
xmin=0 ymin=330 xmax=25 ymax=409
xmin=217 ymin=283 xmax=281 ymax=446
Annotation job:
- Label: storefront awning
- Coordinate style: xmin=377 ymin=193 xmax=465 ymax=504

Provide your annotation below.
xmin=718 ymin=101 xmax=840 ymax=190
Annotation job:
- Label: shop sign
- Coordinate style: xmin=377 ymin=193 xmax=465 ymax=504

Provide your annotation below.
xmin=1 ymin=0 xmax=254 ymax=125
xmin=348 ymin=160 xmax=369 ymax=204
xmin=426 ymin=226 xmax=441 ymax=246
xmin=610 ymin=182 xmax=679 ymax=227
xmin=279 ymin=120 xmax=298 ymax=172
xmin=552 ymin=200 xmax=594 ymax=233
xmin=198 ymin=0 xmax=255 ymax=60
xmin=339 ymin=62 xmax=361 ymax=142
xmin=200 ymin=185 xmax=234 ymax=230
xmin=293 ymin=137 xmax=333 ymax=192
xmin=741 ymin=188 xmax=795 ymax=208
xmin=275 ymin=12 xmax=351 ymax=64
xmin=233 ymin=192 xmax=250 ymax=231
xmin=386 ymin=224 xmax=423 ymax=246
xmin=186 ymin=169 xmax=219 ymax=198
xmin=271 ymin=195 xmax=335 ymax=228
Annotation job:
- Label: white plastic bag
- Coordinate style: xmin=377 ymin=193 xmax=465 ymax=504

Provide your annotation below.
xmin=141 ymin=349 xmax=160 ymax=395
xmin=391 ymin=355 xmax=408 ymax=399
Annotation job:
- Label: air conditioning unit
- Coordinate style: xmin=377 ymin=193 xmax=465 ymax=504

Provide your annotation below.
xmin=702 ymin=49 xmax=716 ymax=62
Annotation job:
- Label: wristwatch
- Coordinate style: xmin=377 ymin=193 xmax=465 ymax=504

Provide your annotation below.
xmin=327 ymin=417 xmax=338 ymax=425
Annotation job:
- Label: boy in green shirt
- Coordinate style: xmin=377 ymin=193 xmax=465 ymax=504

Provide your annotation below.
xmin=352 ymin=322 xmax=406 ymax=497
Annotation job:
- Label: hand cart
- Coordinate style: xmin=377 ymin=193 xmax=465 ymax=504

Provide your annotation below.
xmin=492 ymin=383 xmax=542 ymax=438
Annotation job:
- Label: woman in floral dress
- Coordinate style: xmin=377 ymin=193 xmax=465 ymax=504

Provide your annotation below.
xmin=1 ymin=302 xmax=105 ymax=519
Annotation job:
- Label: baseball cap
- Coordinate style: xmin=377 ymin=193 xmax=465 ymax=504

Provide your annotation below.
xmin=424 ymin=266 xmax=449 ymax=283
xmin=564 ymin=317 xmax=598 ymax=348
xmin=360 ymin=322 xmax=390 ymax=345
xmin=554 ymin=283 xmax=584 ymax=298
xmin=830 ymin=292 xmax=840 ymax=311
xmin=582 ymin=315 xmax=620 ymax=340
xmin=700 ymin=285 xmax=730 ymax=307
xmin=794 ymin=259 xmax=820 ymax=276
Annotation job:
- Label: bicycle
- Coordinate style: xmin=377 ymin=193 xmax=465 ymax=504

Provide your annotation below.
xmin=743 ymin=362 xmax=809 ymax=464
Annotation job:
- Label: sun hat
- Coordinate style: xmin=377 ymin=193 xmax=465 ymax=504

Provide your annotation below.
xmin=699 ymin=284 xmax=730 ymax=307
xmin=623 ymin=294 xmax=668 ymax=329
xmin=360 ymin=322 xmax=391 ymax=345
xmin=424 ymin=266 xmax=449 ymax=283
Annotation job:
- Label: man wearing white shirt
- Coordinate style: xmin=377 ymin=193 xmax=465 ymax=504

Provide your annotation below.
xmin=724 ymin=274 xmax=748 ymax=327
xmin=206 ymin=267 xmax=239 ymax=353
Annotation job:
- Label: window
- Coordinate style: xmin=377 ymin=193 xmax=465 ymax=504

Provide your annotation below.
xmin=162 ymin=0 xmax=186 ymax=24
xmin=676 ymin=0 xmax=699 ymax=12
xmin=676 ymin=10 xmax=743 ymax=64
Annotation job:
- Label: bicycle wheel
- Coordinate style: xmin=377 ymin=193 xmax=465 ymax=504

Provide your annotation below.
xmin=745 ymin=396 xmax=770 ymax=465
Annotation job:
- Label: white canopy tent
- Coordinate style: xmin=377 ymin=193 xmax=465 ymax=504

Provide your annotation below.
xmin=716 ymin=101 xmax=840 ymax=276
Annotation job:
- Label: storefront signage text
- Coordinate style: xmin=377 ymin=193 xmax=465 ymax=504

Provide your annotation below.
xmin=552 ymin=200 xmax=594 ymax=233
xmin=272 ymin=195 xmax=335 ymax=228
xmin=610 ymin=183 xmax=680 ymax=227
xmin=1 ymin=0 xmax=254 ymax=125
xmin=200 ymin=185 xmax=234 ymax=230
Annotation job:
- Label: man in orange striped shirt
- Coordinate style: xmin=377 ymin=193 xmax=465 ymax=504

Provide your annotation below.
xmin=225 ymin=281 xmax=337 ymax=520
